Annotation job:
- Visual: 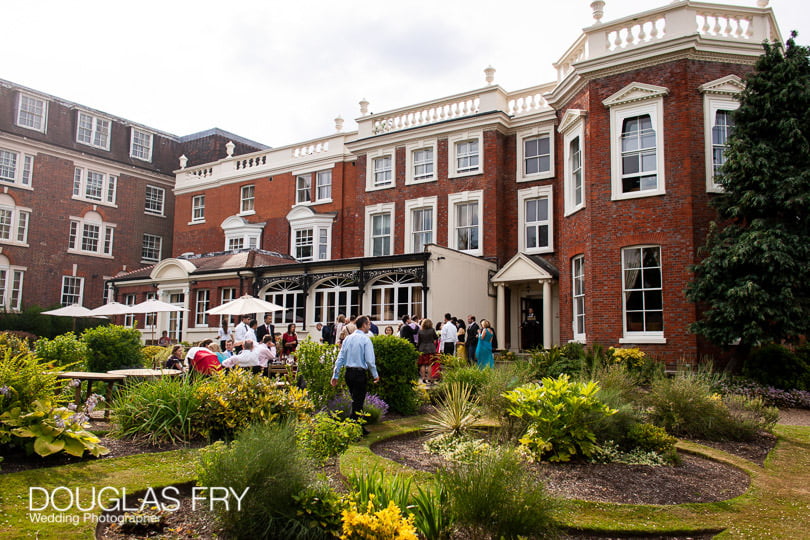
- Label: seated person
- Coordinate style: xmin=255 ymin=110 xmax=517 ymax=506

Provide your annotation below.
xmin=255 ymin=334 xmax=277 ymax=368
xmin=222 ymin=340 xmax=260 ymax=369
xmin=166 ymin=345 xmax=185 ymax=371
xmin=185 ymin=340 xmax=222 ymax=375
xmin=208 ymin=342 xmax=228 ymax=364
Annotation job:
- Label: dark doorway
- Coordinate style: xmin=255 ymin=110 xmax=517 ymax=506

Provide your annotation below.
xmin=520 ymin=297 xmax=543 ymax=350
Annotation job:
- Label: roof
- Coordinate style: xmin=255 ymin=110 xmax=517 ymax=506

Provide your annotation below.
xmin=178 ymin=128 xmax=270 ymax=150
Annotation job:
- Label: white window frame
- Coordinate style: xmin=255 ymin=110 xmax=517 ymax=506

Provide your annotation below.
xmin=61 ymin=275 xmax=84 ymax=306
xmin=364 ymin=202 xmax=395 ymax=257
xmin=68 ymin=212 xmax=115 ymax=258
xmin=572 ymin=255 xmax=585 ymax=342
xmin=296 ymin=174 xmax=312 ymax=204
xmin=517 ymin=185 xmax=553 ymax=254
xmin=294 ymin=228 xmax=314 ymax=261
xmin=405 ymin=140 xmax=437 ymax=184
xmin=604 ymin=83 xmax=668 ymax=201
xmin=16 ymin=93 xmax=48 ymax=133
xmin=219 ymin=287 xmax=236 ymax=326
xmin=0 ymin=197 xmax=31 ymax=247
xmin=704 ymin=97 xmax=739 ymax=192
xmin=0 ymin=259 xmax=25 ymax=312
xmin=73 ymin=167 xmax=117 ymax=206
xmin=123 ymin=294 xmax=136 ymax=327
xmin=448 ymin=130 xmax=483 ymax=178
xmin=366 ymin=148 xmax=396 ymax=191
xmin=620 ymin=245 xmax=665 ymax=344
xmin=130 ymin=128 xmax=153 ymax=162
xmin=559 ymin=109 xmax=587 ymax=215
xmin=144 ymin=185 xmax=165 ymax=216
xmin=262 ymin=281 xmax=304 ymax=327
xmin=76 ymin=111 xmax=111 ymax=150
xmin=447 ymin=190 xmax=483 ymax=256
xmin=240 ymin=185 xmax=255 ymax=215
xmin=195 ymin=289 xmax=210 ymax=327
xmin=404 ymin=196 xmax=437 ymax=253
xmin=369 ymin=274 xmax=424 ymax=325
xmin=315 ymin=170 xmax=332 ymax=202
xmin=516 ymin=127 xmax=554 ymax=182
xmin=287 ymin=207 xmax=333 ymax=262
xmin=0 ymin=147 xmax=34 ymax=188
xmin=191 ymin=194 xmax=205 ymax=223
xmin=141 ymin=233 xmax=162 ymax=263
xmin=222 ymin=215 xmax=264 ymax=251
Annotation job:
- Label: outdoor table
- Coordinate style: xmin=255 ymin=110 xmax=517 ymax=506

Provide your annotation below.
xmin=266 ymin=364 xmax=297 ymax=377
xmin=56 ymin=371 xmax=127 ymax=420
xmin=107 ymin=368 xmax=183 ymax=379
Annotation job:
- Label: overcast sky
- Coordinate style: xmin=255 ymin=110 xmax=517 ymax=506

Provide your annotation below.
xmin=3 ymin=0 xmax=807 ymax=148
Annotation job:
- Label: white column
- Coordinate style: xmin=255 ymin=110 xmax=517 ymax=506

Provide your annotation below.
xmin=542 ymin=279 xmax=552 ymax=349
xmin=182 ymin=287 xmax=191 ymax=343
xmin=496 ymin=283 xmax=506 ymax=346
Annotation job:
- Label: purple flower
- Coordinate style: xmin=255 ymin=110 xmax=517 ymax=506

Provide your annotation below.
xmin=69 ymin=379 xmax=81 ymax=388
xmin=54 ymin=415 xmax=65 ymax=429
xmin=364 ymin=393 xmax=389 ymax=416
xmin=68 ymin=403 xmax=77 ymax=411
xmin=0 ymin=385 xmax=9 ymax=396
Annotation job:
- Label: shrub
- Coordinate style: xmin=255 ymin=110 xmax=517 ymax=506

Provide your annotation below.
xmin=437 ymin=446 xmax=558 ymax=539
xmin=607 ymin=347 xmax=647 ymax=369
xmin=35 ymin=332 xmax=88 ymax=369
xmin=0 ymin=397 xmax=108 ymax=457
xmin=347 ymin=467 xmax=413 ymax=515
xmin=424 ymin=432 xmax=492 ymax=464
xmin=589 ymin=441 xmax=674 ymax=466
xmin=440 ymin=366 xmax=490 ymax=395
xmin=477 ymin=362 xmax=528 ymax=417
xmin=297 ymin=340 xmax=342 ymax=408
xmin=718 ymin=377 xmax=810 ymax=409
xmin=141 ymin=345 xmax=170 ymax=369
xmin=296 ymin=411 xmax=362 ymax=465
xmin=371 ymin=335 xmax=420 ymax=415
xmin=82 ymin=325 xmax=144 ymax=372
xmin=0 ymin=331 xmax=33 ymax=356
xmin=194 ymin=369 xmax=314 ymax=439
xmin=110 ymin=376 xmax=202 ymax=444
xmin=722 ymin=394 xmax=779 ymax=439
xmin=744 ymin=344 xmax=810 ymax=391
xmin=425 ymin=382 xmax=484 ymax=438
xmin=340 ymin=499 xmax=418 ymax=540
xmin=196 ymin=422 xmax=327 ymax=539
xmin=326 ymin=392 xmax=389 ymax=424
xmin=502 ymin=375 xmax=617 ymax=462
xmin=0 ymin=350 xmax=63 ymax=421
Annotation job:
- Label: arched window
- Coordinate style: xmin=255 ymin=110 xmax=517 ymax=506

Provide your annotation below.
xmin=0 ymin=254 xmax=25 ymax=311
xmin=262 ymin=281 xmax=304 ymax=326
xmin=313 ymin=277 xmax=359 ymax=324
xmin=369 ymin=273 xmax=423 ymax=324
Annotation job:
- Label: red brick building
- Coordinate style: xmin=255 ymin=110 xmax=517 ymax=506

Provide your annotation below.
xmin=11 ymin=2 xmax=783 ymax=361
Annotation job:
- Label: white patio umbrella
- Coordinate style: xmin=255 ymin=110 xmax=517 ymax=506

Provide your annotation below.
xmin=206 ymin=294 xmax=284 ymax=316
xmin=87 ymin=301 xmax=134 ymax=317
xmin=130 ymin=298 xmax=189 ymax=344
xmin=42 ymin=304 xmax=96 ymax=317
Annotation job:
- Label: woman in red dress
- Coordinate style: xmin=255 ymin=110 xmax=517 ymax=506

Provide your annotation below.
xmin=281 ymin=323 xmax=299 ymax=359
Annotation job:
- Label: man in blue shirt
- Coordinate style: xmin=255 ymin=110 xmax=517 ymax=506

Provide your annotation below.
xmin=331 ymin=315 xmax=379 ymax=432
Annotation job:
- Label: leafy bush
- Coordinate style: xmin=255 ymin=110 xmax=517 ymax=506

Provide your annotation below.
xmin=718 ymin=377 xmax=810 ymax=409
xmin=296 ymin=411 xmax=362 ymax=465
xmin=340 ymin=500 xmax=418 ymax=539
xmin=194 ymin=369 xmax=313 ymax=439
xmin=440 ymin=366 xmax=490 ymax=395
xmin=723 ymin=394 xmax=779 ymax=438
xmin=410 ymin=484 xmax=450 ymax=540
xmin=424 ymin=432 xmax=493 ymax=464
xmin=437 ymin=446 xmax=558 ymax=539
xmin=141 ymin=345 xmax=171 ymax=369
xmin=371 ymin=334 xmax=420 ymax=415
xmin=196 ymin=422 xmax=327 ymax=539
xmin=35 ymin=332 xmax=88 ymax=369
xmin=0 ymin=398 xmax=108 ymax=457
xmin=291 ymin=484 xmax=343 ymax=536
xmin=297 ymin=340 xmax=342 ymax=408
xmin=744 ymin=344 xmax=810 ymax=391
xmin=0 ymin=350 xmax=63 ymax=420
xmin=607 ymin=347 xmax=647 ymax=369
xmin=82 ymin=325 xmax=144 ymax=372
xmin=589 ymin=441 xmax=673 ymax=466
xmin=110 ymin=376 xmax=202 ymax=444
xmin=626 ymin=422 xmax=678 ymax=455
xmin=326 ymin=392 xmax=389 ymax=424
xmin=502 ymin=375 xmax=617 ymax=462
xmin=425 ymin=382 xmax=484 ymax=438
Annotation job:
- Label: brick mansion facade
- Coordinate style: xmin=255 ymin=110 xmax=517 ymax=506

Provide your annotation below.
xmin=0 ymin=1 xmax=783 ymax=361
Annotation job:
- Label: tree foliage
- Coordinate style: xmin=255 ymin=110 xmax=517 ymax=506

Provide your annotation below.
xmin=688 ymin=33 xmax=810 ymax=347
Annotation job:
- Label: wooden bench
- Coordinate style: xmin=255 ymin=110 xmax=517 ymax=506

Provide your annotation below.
xmin=56 ymin=372 xmax=128 ymax=420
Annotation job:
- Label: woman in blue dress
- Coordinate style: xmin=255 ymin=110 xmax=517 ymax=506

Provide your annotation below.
xmin=476 ymin=319 xmax=494 ymax=369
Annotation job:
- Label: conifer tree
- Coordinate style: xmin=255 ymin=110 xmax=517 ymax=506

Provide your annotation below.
xmin=687 ymin=32 xmax=810 ymax=347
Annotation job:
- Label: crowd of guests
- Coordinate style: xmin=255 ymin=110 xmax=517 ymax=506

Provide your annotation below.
xmin=165 ymin=332 xmax=293 ymax=377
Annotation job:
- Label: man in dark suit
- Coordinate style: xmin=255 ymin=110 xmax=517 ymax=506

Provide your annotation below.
xmin=466 ymin=315 xmax=479 ymax=365
xmin=256 ymin=314 xmax=276 ymax=345
xmin=399 ymin=315 xmax=415 ymax=342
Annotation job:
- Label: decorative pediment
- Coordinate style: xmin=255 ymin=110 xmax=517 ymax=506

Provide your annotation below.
xmin=150 ymin=258 xmax=196 ymax=280
xmin=220 ymin=215 xmax=266 ymax=232
xmin=603 ymin=82 xmax=669 ymax=108
xmin=491 ymin=253 xmax=556 ymax=284
xmin=286 ymin=205 xmax=337 ymax=226
xmin=558 ymin=109 xmax=587 ymax=134
xmin=698 ymin=74 xmax=745 ymax=96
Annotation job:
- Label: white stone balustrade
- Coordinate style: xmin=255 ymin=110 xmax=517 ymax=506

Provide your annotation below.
xmin=370 ymin=95 xmax=481 ymax=135
xmin=507 ymin=84 xmax=555 ymax=116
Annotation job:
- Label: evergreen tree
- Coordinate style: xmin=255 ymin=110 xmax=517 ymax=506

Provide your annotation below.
xmin=687 ymin=32 xmax=810 ymax=347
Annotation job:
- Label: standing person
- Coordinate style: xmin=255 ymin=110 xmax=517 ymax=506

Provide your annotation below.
xmin=322 ymin=321 xmax=336 ymax=344
xmin=368 ymin=318 xmax=379 ymax=336
xmin=456 ymin=318 xmax=467 ymax=360
xmin=217 ymin=320 xmax=232 ymax=350
xmin=440 ymin=313 xmax=458 ymax=356
xmin=417 ymin=318 xmax=438 ymax=383
xmin=399 ymin=315 xmax=415 ymax=343
xmin=384 ymin=325 xmax=394 ymax=335
xmin=233 ymin=314 xmax=250 ymax=352
xmin=330 ymin=316 xmax=379 ymax=434
xmin=476 ymin=319 xmax=495 ymax=369
xmin=334 ymin=314 xmax=346 ymax=346
xmin=256 ymin=314 xmax=276 ymax=345
xmin=338 ymin=314 xmax=357 ymax=345
xmin=282 ymin=323 xmax=299 ymax=357
xmin=466 ymin=315 xmax=479 ymax=365
xmin=246 ymin=319 xmax=259 ymax=345
xmin=158 ymin=331 xmax=172 ymax=347
xmin=409 ymin=316 xmax=420 ymax=345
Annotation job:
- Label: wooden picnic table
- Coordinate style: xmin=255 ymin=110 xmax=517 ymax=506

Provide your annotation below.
xmin=56 ymin=371 xmax=128 ymax=420
xmin=107 ymin=368 xmax=183 ymax=379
